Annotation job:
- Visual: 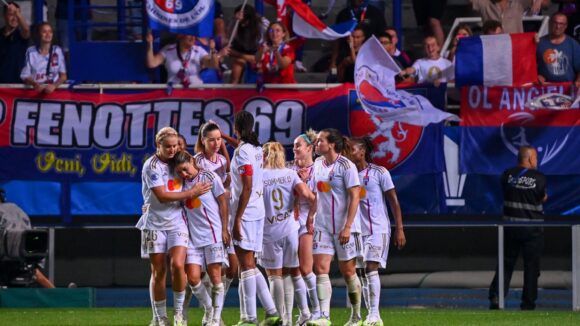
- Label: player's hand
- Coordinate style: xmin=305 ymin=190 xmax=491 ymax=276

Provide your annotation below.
xmin=222 ymin=228 xmax=231 ymax=246
xmin=393 ymin=228 xmax=406 ymax=250
xmin=338 ymin=226 xmax=351 ymax=245
xmin=233 ymin=221 xmax=242 ymax=241
xmin=189 ymin=182 xmax=212 ymax=197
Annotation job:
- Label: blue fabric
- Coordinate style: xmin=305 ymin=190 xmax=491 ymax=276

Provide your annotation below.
xmin=455 ymin=36 xmax=484 ymax=87
xmin=536 ymin=36 xmax=580 ymax=83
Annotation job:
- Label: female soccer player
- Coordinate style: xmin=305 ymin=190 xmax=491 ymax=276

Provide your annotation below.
xmin=172 ymin=150 xmax=230 ymax=326
xmin=309 ymin=128 xmax=362 ymax=326
xmin=192 ymin=121 xmax=237 ymax=319
xmin=136 ymin=127 xmax=212 ymax=326
xmin=262 ymin=142 xmax=316 ymax=326
xmin=230 ymin=111 xmax=282 ymax=326
xmin=290 ymin=131 xmax=321 ymax=321
xmin=348 ymin=137 xmax=406 ymax=326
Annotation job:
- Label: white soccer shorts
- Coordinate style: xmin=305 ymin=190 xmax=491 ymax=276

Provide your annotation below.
xmin=312 ymin=228 xmax=362 ymax=261
xmin=140 ymin=227 xmax=189 ymax=258
xmin=260 ymin=230 xmax=300 ymax=269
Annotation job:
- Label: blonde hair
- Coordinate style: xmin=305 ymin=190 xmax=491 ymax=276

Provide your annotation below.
xmin=263 ymin=142 xmax=286 ymax=169
xmin=155 ymin=127 xmax=178 ymax=147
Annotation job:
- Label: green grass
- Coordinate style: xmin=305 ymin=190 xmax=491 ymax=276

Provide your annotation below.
xmin=0 ymin=307 xmax=579 ymax=326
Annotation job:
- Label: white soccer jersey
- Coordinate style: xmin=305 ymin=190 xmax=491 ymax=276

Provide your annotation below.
xmin=262 ymin=168 xmax=302 ymax=242
xmin=183 ymin=170 xmax=226 ymax=247
xmin=20 ymin=45 xmax=66 ymax=83
xmin=412 ymin=57 xmax=454 ymax=83
xmin=136 ymin=155 xmax=186 ymax=231
xmin=194 ymin=152 xmax=228 ymax=183
xmin=312 ymin=155 xmax=360 ymax=235
xmin=358 ymin=163 xmax=394 ymax=236
xmin=290 ymin=163 xmax=315 ymax=227
xmin=230 ymin=142 xmax=265 ymax=222
xmin=160 ymin=44 xmax=208 ymax=85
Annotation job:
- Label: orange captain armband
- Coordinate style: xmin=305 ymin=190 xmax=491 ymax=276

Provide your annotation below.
xmin=238 ymin=164 xmax=253 ymax=176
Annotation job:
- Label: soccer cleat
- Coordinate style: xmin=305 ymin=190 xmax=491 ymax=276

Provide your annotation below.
xmin=174 ymin=313 xmax=186 ymax=326
xmin=236 ymin=319 xmax=259 ymax=326
xmin=151 ymin=316 xmax=170 ymax=326
xmin=362 ymin=315 xmax=383 ymax=326
xmin=306 ymin=317 xmax=331 ymax=326
xmin=295 ymin=313 xmax=312 ymax=326
xmin=260 ymin=315 xmax=283 ymax=326
xmin=343 ymin=316 xmax=362 ymax=326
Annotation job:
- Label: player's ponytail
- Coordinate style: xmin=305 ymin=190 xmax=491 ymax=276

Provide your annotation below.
xmin=235 ymin=111 xmax=260 ymax=147
xmin=350 ymin=136 xmax=375 ymax=163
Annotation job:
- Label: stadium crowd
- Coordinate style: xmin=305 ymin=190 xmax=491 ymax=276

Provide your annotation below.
xmin=1 ymin=0 xmax=580 ymax=88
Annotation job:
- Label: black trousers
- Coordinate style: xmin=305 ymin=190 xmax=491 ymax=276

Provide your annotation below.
xmin=489 ymin=226 xmax=544 ymax=309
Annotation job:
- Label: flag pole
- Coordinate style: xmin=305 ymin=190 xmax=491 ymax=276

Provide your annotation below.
xmin=227 ymin=0 xmax=249 ymax=48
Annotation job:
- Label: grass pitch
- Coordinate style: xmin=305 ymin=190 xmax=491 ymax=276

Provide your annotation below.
xmin=1 ymin=307 xmax=579 ymax=326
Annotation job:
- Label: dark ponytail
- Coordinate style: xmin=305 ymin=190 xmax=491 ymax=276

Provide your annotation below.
xmin=235 ymin=111 xmax=260 ymax=147
xmin=350 ymin=136 xmax=374 ymax=163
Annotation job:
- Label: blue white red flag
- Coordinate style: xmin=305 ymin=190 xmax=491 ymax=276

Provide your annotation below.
xmin=354 ymin=36 xmax=459 ymax=126
xmin=455 ymin=33 xmax=538 ymax=87
xmin=282 ymin=0 xmax=355 ymax=40
xmin=146 ymin=0 xmax=214 ymax=37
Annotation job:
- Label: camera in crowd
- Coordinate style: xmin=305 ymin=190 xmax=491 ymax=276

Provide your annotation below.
xmin=0 ymin=188 xmax=49 ymax=287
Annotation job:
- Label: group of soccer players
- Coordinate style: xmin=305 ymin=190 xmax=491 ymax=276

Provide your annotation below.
xmin=137 ymin=111 xmax=406 ymax=326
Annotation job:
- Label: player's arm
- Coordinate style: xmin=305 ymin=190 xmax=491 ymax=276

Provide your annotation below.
xmin=339 ymin=185 xmax=360 ymax=245
xmin=222 ymin=133 xmax=240 ymax=149
xmin=216 ymin=193 xmax=230 ymax=245
xmin=151 ymin=183 xmax=211 ymax=203
xmin=385 ymin=188 xmax=406 ymax=249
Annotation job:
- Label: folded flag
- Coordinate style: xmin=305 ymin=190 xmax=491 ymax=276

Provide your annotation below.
xmin=455 ymin=33 xmax=538 ymax=87
xmin=354 ymin=36 xmax=459 ymax=126
xmin=146 ymin=0 xmax=214 ymax=37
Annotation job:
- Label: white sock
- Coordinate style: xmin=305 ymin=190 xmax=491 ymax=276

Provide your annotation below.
xmin=202 ymin=273 xmax=213 ymax=300
xmin=360 ymin=273 xmax=370 ymax=310
xmin=283 ymin=275 xmax=294 ymax=323
xmin=239 ymin=275 xmax=247 ymax=320
xmin=173 ymin=290 xmax=185 ymax=316
xmin=269 ymin=275 xmax=286 ymax=322
xmin=223 ymin=275 xmax=233 ymax=302
xmin=183 ymin=282 xmax=193 ymax=320
xmin=212 ymin=283 xmax=225 ymax=322
xmin=240 ymin=269 xmax=257 ymax=321
xmin=292 ymin=275 xmax=311 ymax=318
xmin=304 ymin=272 xmax=320 ymax=316
xmin=346 ymin=274 xmax=362 ymax=320
xmin=191 ymin=282 xmax=212 ymax=310
xmin=255 ymin=268 xmax=278 ymax=316
xmin=153 ymin=299 xmax=167 ymax=319
xmin=316 ymin=274 xmax=332 ymax=318
xmin=366 ymin=271 xmax=381 ymax=317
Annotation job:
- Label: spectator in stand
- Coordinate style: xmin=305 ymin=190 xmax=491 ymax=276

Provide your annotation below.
xmin=377 ymin=33 xmax=414 ymax=84
xmin=443 ymin=23 xmax=472 ymax=62
xmin=399 ymin=35 xmax=453 ymax=86
xmin=256 ymin=22 xmax=296 ymax=84
xmin=0 ymin=2 xmax=30 ymax=84
xmin=412 ymin=0 xmax=446 ymax=46
xmin=385 ymin=27 xmax=412 ymax=69
xmin=470 ymin=0 xmax=550 ymax=34
xmin=336 ymin=26 xmax=368 ymax=83
xmin=228 ymin=4 xmax=268 ymax=84
xmin=145 ymin=32 xmax=227 ymax=87
xmin=20 ymin=22 xmax=67 ymax=94
xmin=213 ymin=1 xmax=227 ymax=45
xmin=537 ymin=12 xmax=580 ymax=87
xmin=331 ymin=0 xmax=386 ymax=74
xmin=482 ymin=19 xmax=504 ymax=34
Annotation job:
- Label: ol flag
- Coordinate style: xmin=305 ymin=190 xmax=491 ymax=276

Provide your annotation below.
xmin=283 ymin=0 xmax=356 ymax=40
xmin=354 ymin=36 xmax=459 ymax=126
xmin=146 ymin=0 xmax=215 ymax=37
xmin=455 ymin=33 xmax=538 ymax=87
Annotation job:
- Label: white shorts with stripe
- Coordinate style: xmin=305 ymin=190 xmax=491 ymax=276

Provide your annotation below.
xmin=186 ymin=242 xmax=228 ymax=269
xmin=232 ymin=218 xmax=264 ymax=252
xmin=140 ymin=227 xmax=189 ymax=259
xmin=259 ymin=229 xmax=299 ymax=269
xmin=362 ymin=233 xmax=390 ymax=268
xmin=312 ymin=228 xmax=362 ymax=262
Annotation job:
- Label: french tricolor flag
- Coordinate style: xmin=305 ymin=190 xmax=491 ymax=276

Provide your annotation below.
xmin=455 ymin=33 xmax=538 ymax=87
xmin=267 ymin=0 xmax=356 ymax=40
